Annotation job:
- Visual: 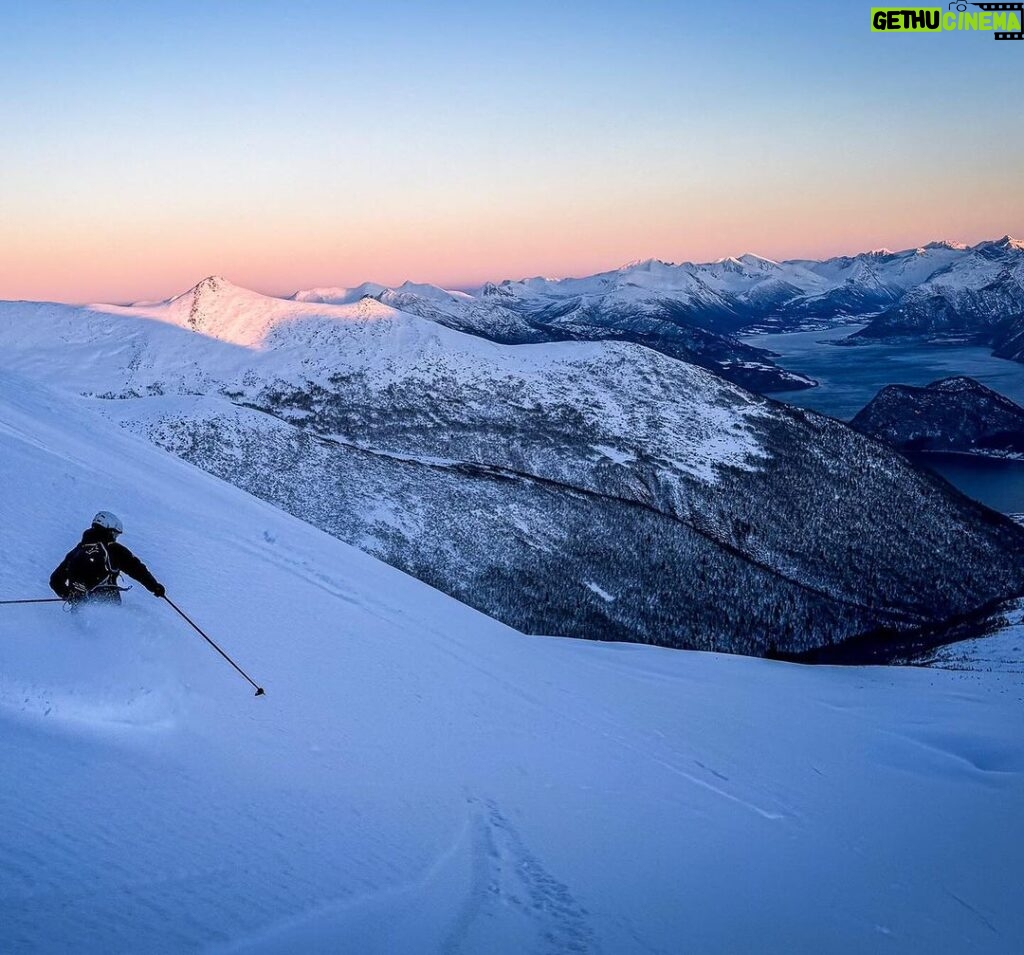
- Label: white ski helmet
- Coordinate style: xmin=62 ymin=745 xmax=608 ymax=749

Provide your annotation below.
xmin=92 ymin=511 xmax=124 ymax=534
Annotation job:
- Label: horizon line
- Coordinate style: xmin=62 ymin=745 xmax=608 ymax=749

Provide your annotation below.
xmin=6 ymin=231 xmax=1020 ymax=308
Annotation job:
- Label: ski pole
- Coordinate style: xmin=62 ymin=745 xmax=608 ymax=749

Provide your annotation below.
xmin=162 ymin=596 xmax=265 ymax=697
xmin=0 ymin=597 xmax=66 ymax=605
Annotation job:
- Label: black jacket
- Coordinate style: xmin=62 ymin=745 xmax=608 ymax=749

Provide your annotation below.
xmin=50 ymin=526 xmax=162 ymax=599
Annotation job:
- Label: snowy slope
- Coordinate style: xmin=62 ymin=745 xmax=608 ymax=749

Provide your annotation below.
xmin=293 ymin=281 xmax=539 ymax=343
xmin=2 ymin=375 xmax=1024 ymax=953
xmin=292 ymin=274 xmax=809 ymax=393
xmin=925 ymin=600 xmax=1024 ymax=673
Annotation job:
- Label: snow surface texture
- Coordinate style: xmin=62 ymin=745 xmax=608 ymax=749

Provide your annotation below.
xmin=925 ymin=600 xmax=1024 ymax=673
xmin=2 ymin=374 xmax=1024 ymax=953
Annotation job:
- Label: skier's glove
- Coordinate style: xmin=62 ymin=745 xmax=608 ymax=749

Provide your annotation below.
xmin=151 ymin=583 xmax=166 ymax=598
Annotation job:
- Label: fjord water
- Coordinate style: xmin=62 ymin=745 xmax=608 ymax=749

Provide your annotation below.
xmin=746 ymin=325 xmax=1024 ymax=512
xmin=902 ymin=452 xmax=1024 ymax=514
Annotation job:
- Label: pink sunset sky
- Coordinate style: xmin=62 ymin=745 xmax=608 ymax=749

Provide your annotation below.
xmin=2 ymin=1 xmax=1021 ymax=304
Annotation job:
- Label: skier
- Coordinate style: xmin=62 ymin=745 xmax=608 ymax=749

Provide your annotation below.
xmin=49 ymin=511 xmax=166 ymax=605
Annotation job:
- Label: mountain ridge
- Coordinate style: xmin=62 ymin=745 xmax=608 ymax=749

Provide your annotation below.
xmin=280 ymin=233 xmax=1024 ymax=374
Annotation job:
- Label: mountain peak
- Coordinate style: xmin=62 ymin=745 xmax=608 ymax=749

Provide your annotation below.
xmin=392 ymin=280 xmax=465 ymax=302
xmin=927 ymin=377 xmax=1024 ymax=412
xmin=191 ymin=275 xmax=232 ymax=295
xmin=159 ymin=275 xmax=276 ymax=338
xmin=173 ymin=275 xmax=262 ymax=305
xmin=971 ymin=234 xmax=1024 ymax=255
xmin=922 ymin=240 xmax=968 ymax=251
xmin=481 ymin=281 xmax=513 ymax=298
xmin=292 ymin=283 xmax=388 ymax=305
xmin=929 ymin=375 xmax=990 ymax=394
xmin=737 ymin=252 xmax=779 ymax=269
xmin=620 ymin=257 xmax=676 ymax=272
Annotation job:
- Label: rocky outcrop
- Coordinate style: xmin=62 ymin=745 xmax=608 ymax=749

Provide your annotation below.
xmin=852 ymin=377 xmax=1024 ymax=455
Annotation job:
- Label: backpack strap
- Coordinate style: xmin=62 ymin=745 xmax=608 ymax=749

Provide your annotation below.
xmin=83 ymin=541 xmax=118 ymax=593
xmin=94 ymin=542 xmax=117 ymax=588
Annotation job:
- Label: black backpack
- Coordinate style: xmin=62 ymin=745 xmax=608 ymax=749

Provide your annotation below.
xmin=64 ymin=542 xmax=116 ymax=592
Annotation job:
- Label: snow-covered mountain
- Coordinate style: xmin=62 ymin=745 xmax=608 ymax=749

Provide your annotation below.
xmin=4 ymin=372 xmax=1024 ymax=952
xmin=850 ymin=236 xmax=1024 ymax=355
xmin=2 ymin=279 xmax=1023 ymax=658
xmin=287 ymin=236 xmax=1024 ymax=383
xmin=294 ymin=281 xmax=541 ymax=342
xmin=293 ymin=272 xmax=816 ymax=394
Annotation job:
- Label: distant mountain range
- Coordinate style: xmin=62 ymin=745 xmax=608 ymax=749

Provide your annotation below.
xmin=2 ymin=277 xmax=1023 ymax=657
xmin=852 ymin=376 xmax=1024 ymax=456
xmin=289 ymin=235 xmax=1024 ymax=384
xmin=848 ymin=236 xmax=1024 ymax=361
xmin=290 ymin=271 xmax=818 ymax=394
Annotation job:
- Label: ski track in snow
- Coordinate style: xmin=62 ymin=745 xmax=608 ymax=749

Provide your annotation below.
xmin=455 ymin=799 xmax=595 ymax=955
xmin=222 ymin=798 xmax=596 ymax=955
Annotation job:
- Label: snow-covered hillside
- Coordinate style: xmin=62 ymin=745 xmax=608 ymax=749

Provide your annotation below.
xmin=293 ymin=281 xmax=541 ymax=345
xmin=925 ymin=600 xmax=1024 ymax=673
xmin=292 ymin=271 xmax=818 ymax=394
xmin=2 ymin=374 xmax=1024 ymax=953
xmin=3 ymin=286 xmax=1023 ymax=657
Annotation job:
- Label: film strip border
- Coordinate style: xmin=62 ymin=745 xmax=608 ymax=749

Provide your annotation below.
xmin=972 ymin=1 xmax=1024 ymax=38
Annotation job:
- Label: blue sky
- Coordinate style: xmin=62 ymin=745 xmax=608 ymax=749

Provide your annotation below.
xmin=0 ymin=0 xmax=1020 ymax=301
